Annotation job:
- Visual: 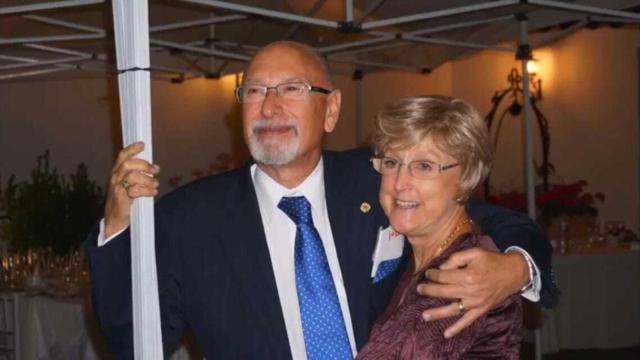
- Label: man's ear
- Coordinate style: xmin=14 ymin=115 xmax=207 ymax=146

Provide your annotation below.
xmin=324 ymin=89 xmax=341 ymax=133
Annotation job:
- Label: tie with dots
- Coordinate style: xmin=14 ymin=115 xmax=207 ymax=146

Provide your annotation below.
xmin=278 ymin=196 xmax=352 ymax=360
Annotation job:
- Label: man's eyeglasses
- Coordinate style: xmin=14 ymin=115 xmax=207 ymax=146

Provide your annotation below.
xmin=371 ymin=156 xmax=461 ymax=180
xmin=235 ymin=81 xmax=332 ymax=104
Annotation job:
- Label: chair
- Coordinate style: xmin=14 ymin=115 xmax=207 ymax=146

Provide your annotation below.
xmin=0 ymin=293 xmax=20 ymax=360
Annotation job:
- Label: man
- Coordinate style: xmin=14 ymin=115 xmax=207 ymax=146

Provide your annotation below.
xmin=88 ymin=41 xmax=558 ymax=359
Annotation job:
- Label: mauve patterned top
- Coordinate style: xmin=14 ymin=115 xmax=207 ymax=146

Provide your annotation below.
xmin=357 ymin=232 xmax=522 ymax=360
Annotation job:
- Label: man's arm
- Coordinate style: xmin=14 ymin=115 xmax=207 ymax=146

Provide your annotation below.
xmin=86 ymin=142 xmax=188 ymax=358
xmin=417 ymin=199 xmax=559 ymax=337
xmin=467 ymin=198 xmax=559 ymax=307
xmin=85 ymin=223 xmax=135 ymax=358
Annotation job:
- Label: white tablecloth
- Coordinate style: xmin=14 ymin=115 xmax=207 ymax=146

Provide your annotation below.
xmin=17 ymin=294 xmax=102 ymax=360
xmin=541 ymin=248 xmax=640 ymax=353
xmin=3 ymin=291 xmax=197 ymax=360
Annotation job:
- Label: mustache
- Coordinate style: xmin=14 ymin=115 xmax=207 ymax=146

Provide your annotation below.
xmin=251 ymin=118 xmax=299 ymax=135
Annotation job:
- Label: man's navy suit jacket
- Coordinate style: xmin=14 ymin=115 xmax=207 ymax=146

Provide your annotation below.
xmin=87 ymin=148 xmax=558 ymax=359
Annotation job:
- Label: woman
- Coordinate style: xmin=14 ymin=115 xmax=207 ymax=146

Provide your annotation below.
xmin=357 ymin=95 xmax=522 ymax=359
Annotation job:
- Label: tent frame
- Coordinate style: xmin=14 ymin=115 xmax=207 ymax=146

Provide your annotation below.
xmin=2 ymin=0 xmax=640 ymax=218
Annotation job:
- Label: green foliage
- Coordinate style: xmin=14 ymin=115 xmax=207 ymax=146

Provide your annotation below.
xmin=0 ymin=150 xmax=105 ymax=253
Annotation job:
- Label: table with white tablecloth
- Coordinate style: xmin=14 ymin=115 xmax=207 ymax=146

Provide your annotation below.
xmin=8 ymin=247 xmax=638 ymax=358
xmin=1 ymin=290 xmax=198 ymax=360
xmin=541 ymin=247 xmax=640 ymax=353
xmin=16 ymin=293 xmax=103 ymax=360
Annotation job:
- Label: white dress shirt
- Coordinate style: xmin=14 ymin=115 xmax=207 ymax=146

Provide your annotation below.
xmin=251 ymin=159 xmax=356 ymax=359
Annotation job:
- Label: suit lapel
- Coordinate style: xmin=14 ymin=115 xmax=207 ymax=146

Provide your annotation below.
xmin=219 ymin=166 xmax=291 ymax=359
xmin=323 ymin=151 xmax=379 ymax=348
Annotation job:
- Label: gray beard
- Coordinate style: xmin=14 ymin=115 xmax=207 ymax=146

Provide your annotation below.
xmin=248 ymin=119 xmax=299 ymax=165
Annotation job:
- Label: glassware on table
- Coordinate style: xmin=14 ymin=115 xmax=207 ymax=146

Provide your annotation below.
xmin=587 ymin=222 xmax=603 ymax=248
xmin=605 ymin=220 xmax=623 ymax=243
xmin=559 ymin=218 xmax=569 ymax=254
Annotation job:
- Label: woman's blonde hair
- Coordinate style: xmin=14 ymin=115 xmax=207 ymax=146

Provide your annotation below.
xmin=372 ymin=95 xmax=493 ymax=202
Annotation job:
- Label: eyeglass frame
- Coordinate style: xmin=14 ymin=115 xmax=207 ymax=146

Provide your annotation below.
xmin=370 ymin=155 xmax=462 ymax=179
xmin=234 ymin=81 xmax=332 ymax=104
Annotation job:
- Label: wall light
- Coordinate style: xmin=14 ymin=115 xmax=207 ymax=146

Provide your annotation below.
xmin=526 ymin=59 xmax=539 ymax=75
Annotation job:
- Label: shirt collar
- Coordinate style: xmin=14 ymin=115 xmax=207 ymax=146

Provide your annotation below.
xmin=252 ymin=158 xmax=327 ymax=219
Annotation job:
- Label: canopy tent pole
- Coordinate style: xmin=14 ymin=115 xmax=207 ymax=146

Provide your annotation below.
xmin=354 ymin=68 xmax=364 ymax=145
xmin=518 ymin=16 xmax=537 ymax=220
xmin=149 ymin=14 xmax=246 ymax=33
xmin=345 ymin=0 xmax=353 ymax=22
xmin=0 ymin=0 xmax=103 ymax=15
xmin=361 ymin=0 xmax=519 ymax=30
xmin=529 ymin=0 xmax=640 ymax=20
xmin=182 ymin=0 xmax=338 ymax=28
xmin=111 ymin=0 xmax=163 ymax=358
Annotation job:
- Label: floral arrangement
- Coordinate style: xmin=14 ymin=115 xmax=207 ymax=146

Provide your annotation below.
xmin=488 ymin=180 xmax=604 ymax=219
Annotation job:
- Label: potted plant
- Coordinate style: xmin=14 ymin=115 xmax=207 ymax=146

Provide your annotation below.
xmin=0 ymin=150 xmax=105 ymax=254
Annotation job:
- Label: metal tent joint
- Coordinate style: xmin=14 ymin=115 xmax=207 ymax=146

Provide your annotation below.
xmin=516 ymin=43 xmax=532 ymax=60
xmin=337 ymin=21 xmax=362 ymax=33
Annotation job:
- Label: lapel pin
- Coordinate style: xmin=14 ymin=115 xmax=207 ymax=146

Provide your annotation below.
xmin=360 ymin=202 xmax=371 ymax=213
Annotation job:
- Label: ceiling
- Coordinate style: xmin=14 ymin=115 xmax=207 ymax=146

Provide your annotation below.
xmin=1 ymin=0 xmax=639 ymax=82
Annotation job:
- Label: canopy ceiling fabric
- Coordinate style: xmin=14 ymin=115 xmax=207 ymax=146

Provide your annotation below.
xmin=1 ymin=0 xmax=640 ymax=81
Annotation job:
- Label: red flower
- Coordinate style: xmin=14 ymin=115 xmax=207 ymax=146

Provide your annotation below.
xmin=579 ymin=193 xmax=594 ymax=205
xmin=489 ymin=179 xmax=604 ymax=218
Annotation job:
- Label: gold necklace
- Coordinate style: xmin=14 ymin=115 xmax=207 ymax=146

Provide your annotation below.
xmin=434 ymin=218 xmax=474 ymax=257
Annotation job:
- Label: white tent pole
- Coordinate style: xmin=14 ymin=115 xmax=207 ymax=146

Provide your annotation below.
xmin=519 ymin=16 xmax=537 ymax=220
xmin=24 ymin=43 xmax=100 ymax=57
xmin=321 ymin=19 xmax=522 ymax=75
xmin=354 ymin=69 xmax=364 ymax=144
xmin=283 ymin=0 xmax=327 ymax=39
xmin=405 ymin=35 xmax=515 ymax=52
xmin=22 ymin=14 xmax=105 ymax=34
xmin=0 ymin=52 xmax=106 ymax=78
xmin=149 ymin=14 xmax=246 ymax=33
xmin=111 ymin=1 xmax=163 ymax=358
xmin=589 ymin=15 xmax=640 ymax=24
xmin=149 ymin=38 xmax=251 ymax=61
xmin=319 ymin=35 xmax=394 ymax=53
xmin=361 ymin=0 xmax=519 ymax=30
xmin=355 ymin=0 xmax=386 ymax=24
xmin=209 ymin=13 xmax=217 ymax=74
xmin=529 ymin=0 xmax=640 ymax=20
xmin=328 ymin=56 xmax=421 ymax=72
xmin=23 ymin=13 xmax=245 ymax=36
xmin=0 ymin=0 xmax=103 ymax=15
xmin=0 ymin=54 xmax=39 ymax=63
xmin=0 ymin=67 xmax=70 ymax=80
xmin=532 ymin=20 xmax=586 ymax=49
xmin=17 ymin=15 xmax=249 ymax=67
xmin=181 ymin=0 xmax=338 ymax=28
xmin=345 ymin=0 xmax=353 ymax=22
xmin=0 ymin=33 xmax=104 ymax=45
xmin=330 ymin=42 xmax=405 ymax=57
xmin=406 ymin=15 xmax=514 ymax=36
xmin=0 ymin=56 xmax=89 ymax=70
xmin=10 ymin=44 xmax=202 ymax=79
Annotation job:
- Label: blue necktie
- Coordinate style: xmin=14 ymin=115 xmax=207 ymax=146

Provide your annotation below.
xmin=278 ymin=196 xmax=352 ymax=360
xmin=372 ymin=257 xmax=402 ymax=283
